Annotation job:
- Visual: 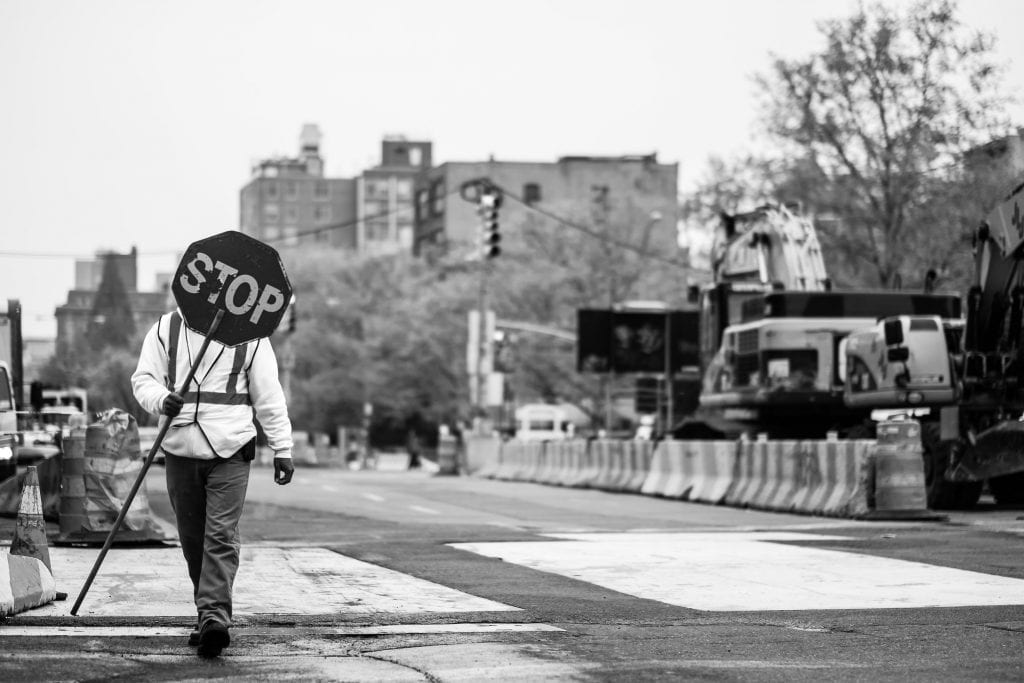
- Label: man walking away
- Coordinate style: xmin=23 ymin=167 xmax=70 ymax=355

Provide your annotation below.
xmin=132 ymin=310 xmax=294 ymax=658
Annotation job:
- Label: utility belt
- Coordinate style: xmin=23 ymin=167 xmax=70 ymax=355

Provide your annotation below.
xmin=238 ymin=437 xmax=256 ymax=462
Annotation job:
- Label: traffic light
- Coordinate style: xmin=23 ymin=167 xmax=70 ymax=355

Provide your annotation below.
xmin=478 ymin=191 xmax=502 ymax=259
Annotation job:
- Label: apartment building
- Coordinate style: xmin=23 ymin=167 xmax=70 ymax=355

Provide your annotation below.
xmin=413 ymin=154 xmax=679 ymax=259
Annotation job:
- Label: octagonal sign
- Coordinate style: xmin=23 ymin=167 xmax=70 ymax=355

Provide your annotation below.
xmin=171 ymin=231 xmax=292 ymax=347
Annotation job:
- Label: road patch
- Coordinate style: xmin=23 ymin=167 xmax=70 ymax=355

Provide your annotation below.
xmin=452 ymin=531 xmax=1024 ymax=611
xmin=27 ymin=546 xmax=519 ymax=617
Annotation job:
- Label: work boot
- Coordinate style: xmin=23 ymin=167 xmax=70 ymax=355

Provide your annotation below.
xmin=197 ymin=622 xmax=230 ymax=658
xmin=188 ymin=618 xmax=200 ymax=646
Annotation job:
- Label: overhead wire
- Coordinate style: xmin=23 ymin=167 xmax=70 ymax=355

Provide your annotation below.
xmin=484 ymin=181 xmax=689 ymax=268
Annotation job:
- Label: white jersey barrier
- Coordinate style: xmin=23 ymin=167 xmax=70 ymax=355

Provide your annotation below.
xmin=641 ymin=440 xmax=737 ymax=503
xmin=480 ymin=435 xmax=895 ymax=519
xmin=725 ymin=435 xmax=874 ymax=516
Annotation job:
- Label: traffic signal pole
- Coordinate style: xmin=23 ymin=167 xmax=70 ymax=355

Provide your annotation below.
xmin=476 ymin=259 xmax=489 ymax=417
xmin=459 ymin=178 xmax=502 ymax=427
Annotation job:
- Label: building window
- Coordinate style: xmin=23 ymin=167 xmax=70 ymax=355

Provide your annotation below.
xmin=431 ymin=180 xmax=445 ymax=216
xmin=283 ymin=226 xmax=298 ymax=246
xmin=264 ymin=226 xmax=281 ymax=241
xmin=286 ymin=181 xmax=298 ymax=199
xmin=315 ymin=181 xmax=328 ymax=198
xmin=409 ymin=147 xmax=422 ymax=167
xmin=364 ymin=201 xmax=387 ymax=218
xmin=396 ymin=179 xmax=412 ymax=199
xmin=314 ymin=206 xmax=332 ymax=223
xmin=284 ymin=206 xmax=297 ymax=224
xmin=263 ymin=203 xmax=279 ymax=222
xmin=366 ymin=178 xmax=389 ymax=199
xmin=415 ymin=188 xmax=430 ymax=221
xmin=367 ymin=220 xmax=389 ymax=241
xmin=265 ymin=182 xmax=278 ymax=198
xmin=524 ymin=183 xmax=542 ymax=205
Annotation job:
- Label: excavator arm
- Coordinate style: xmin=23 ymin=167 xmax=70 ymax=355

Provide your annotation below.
xmin=948 ymin=179 xmax=1024 ymax=481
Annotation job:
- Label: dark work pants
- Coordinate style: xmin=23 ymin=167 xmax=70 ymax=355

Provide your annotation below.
xmin=165 ymin=450 xmax=251 ymax=630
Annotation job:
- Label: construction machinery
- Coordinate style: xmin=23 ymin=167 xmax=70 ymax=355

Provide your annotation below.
xmin=843 ymin=179 xmax=1024 ymax=507
xmin=678 ymin=204 xmax=960 ymax=442
xmin=676 ymin=180 xmax=1024 ymax=509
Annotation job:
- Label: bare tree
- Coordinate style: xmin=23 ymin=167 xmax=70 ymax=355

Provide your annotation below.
xmin=755 ymin=0 xmax=1012 ymax=288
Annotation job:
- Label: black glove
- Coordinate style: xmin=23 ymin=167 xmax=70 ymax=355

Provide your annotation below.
xmin=162 ymin=392 xmax=184 ymax=417
xmin=274 ymin=457 xmax=294 ymax=485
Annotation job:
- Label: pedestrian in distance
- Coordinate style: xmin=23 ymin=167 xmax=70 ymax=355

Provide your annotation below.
xmin=132 ymin=310 xmax=295 ymax=658
xmin=406 ymin=429 xmax=422 ymax=470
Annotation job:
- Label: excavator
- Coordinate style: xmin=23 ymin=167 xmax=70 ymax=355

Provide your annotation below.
xmin=844 ymin=179 xmax=1024 ymax=508
xmin=678 ymin=203 xmax=960 ymax=445
xmin=676 ymin=201 xmax=1015 ymax=509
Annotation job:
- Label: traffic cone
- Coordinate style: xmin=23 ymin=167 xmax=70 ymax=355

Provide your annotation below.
xmin=10 ymin=466 xmax=52 ymax=573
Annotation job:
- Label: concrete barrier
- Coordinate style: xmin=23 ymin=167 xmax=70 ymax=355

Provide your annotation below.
xmin=465 ymin=435 xmax=501 ymax=476
xmin=642 ymin=440 xmax=737 ymax=503
xmin=726 ymin=436 xmax=873 ymax=517
xmin=494 ymin=440 xmax=544 ymax=481
xmin=534 ymin=442 xmax=561 ymax=485
xmin=624 ymin=441 xmax=654 ymax=491
xmin=492 ymin=440 xmax=521 ymax=480
xmin=559 ymin=440 xmax=590 ymax=487
xmin=483 ymin=434 xmax=879 ymax=520
xmin=748 ymin=439 xmax=801 ymax=511
xmin=588 ymin=440 xmax=623 ymax=491
xmin=789 ymin=438 xmax=874 ymax=517
xmin=583 ymin=440 xmax=651 ymax=492
xmin=1 ymin=553 xmax=56 ymax=617
xmin=520 ymin=441 xmax=545 ymax=482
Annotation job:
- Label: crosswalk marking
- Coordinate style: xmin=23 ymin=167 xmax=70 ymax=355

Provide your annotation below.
xmin=0 ymin=623 xmax=561 ymax=637
xmin=409 ymin=505 xmax=439 ymax=515
xmin=362 ymin=492 xmax=385 ymax=502
xmin=34 ymin=547 xmax=519 ymax=617
xmin=452 ymin=531 xmax=1024 ymax=611
xmin=321 ymin=484 xmax=339 ymax=492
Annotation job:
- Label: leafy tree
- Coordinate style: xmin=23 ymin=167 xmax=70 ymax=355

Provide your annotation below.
xmin=754 ymin=0 xmax=1012 ymax=288
xmin=278 ymin=186 xmax=692 ymax=441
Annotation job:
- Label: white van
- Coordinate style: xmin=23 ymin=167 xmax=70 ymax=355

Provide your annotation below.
xmin=515 ymin=404 xmax=568 ymax=441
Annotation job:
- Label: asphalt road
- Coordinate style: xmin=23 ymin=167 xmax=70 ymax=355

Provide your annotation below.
xmin=2 ymin=454 xmax=1024 ymax=682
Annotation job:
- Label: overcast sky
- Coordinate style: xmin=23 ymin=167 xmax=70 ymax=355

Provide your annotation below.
xmin=1 ymin=0 xmax=1022 ymax=338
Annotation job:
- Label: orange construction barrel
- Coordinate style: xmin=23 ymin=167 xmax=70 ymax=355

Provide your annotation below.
xmin=436 ymin=435 xmax=459 ymax=476
xmin=870 ymin=419 xmax=940 ymax=519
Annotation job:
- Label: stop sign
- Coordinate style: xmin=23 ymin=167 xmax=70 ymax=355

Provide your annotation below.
xmin=171 ymin=231 xmax=292 ymax=347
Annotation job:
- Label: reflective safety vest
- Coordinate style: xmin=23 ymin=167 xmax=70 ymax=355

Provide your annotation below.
xmin=159 ymin=311 xmax=256 ymax=457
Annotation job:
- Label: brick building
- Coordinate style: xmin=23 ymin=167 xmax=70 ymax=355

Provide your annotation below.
xmin=356 ymin=137 xmax=432 ymax=256
xmin=239 ymin=124 xmax=358 ymax=249
xmin=413 ymin=154 xmax=679 ymax=260
xmin=240 ymin=127 xmax=431 ymax=255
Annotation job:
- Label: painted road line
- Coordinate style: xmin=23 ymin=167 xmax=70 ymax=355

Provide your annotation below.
xmin=0 ymin=623 xmax=561 ymax=637
xmin=32 ymin=547 xmax=519 ymax=617
xmin=452 ymin=531 xmax=1024 ymax=611
xmin=321 ymin=484 xmax=339 ymax=493
xmin=409 ymin=505 xmax=439 ymax=515
xmin=362 ymin=492 xmax=385 ymax=503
